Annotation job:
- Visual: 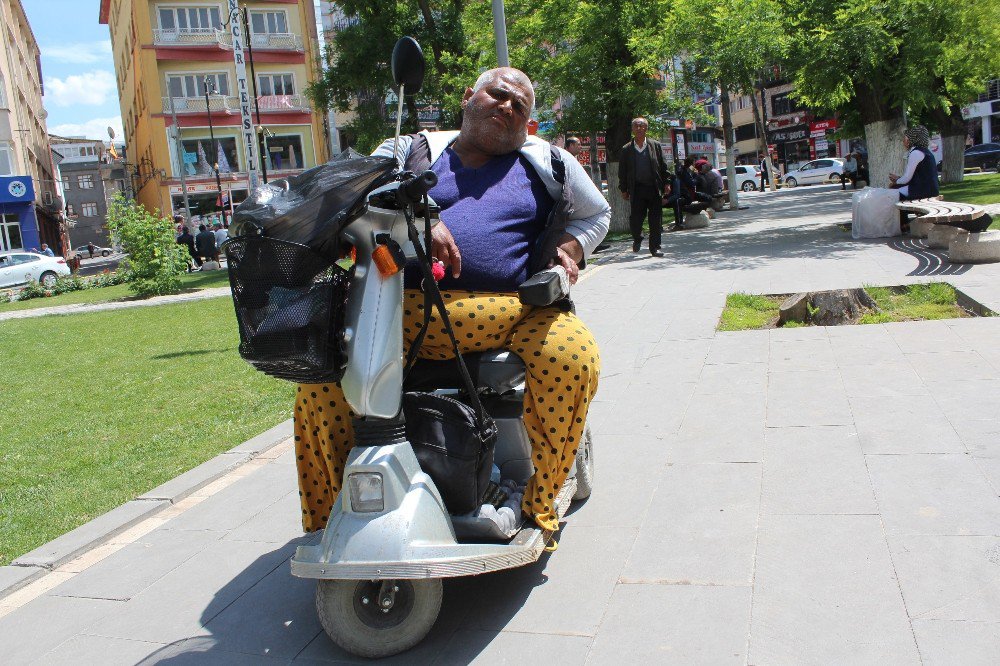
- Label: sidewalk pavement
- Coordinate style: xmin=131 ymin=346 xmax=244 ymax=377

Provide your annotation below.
xmin=3 ymin=184 xmax=1000 ymax=664
xmin=0 ymin=285 xmax=232 ymax=322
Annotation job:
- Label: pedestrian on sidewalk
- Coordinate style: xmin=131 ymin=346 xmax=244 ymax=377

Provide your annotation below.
xmin=618 ymin=117 xmax=671 ymax=257
xmin=176 ymin=225 xmax=201 ymax=271
xmin=213 ymin=222 xmax=228 ymax=262
xmin=87 ymin=242 xmax=95 ymax=259
xmin=195 ymin=224 xmax=218 ymax=266
xmin=39 ymin=243 xmax=54 ymax=257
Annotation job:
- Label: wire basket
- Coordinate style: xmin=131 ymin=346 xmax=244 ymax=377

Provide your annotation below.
xmin=226 ymin=235 xmax=350 ymax=383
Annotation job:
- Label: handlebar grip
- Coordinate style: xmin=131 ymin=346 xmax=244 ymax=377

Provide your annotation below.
xmin=398 ymin=170 xmax=438 ymax=204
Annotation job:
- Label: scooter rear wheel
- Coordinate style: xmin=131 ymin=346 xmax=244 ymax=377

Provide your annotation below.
xmin=573 ymin=426 xmax=595 ymax=500
xmin=316 ymin=578 xmax=442 ymax=658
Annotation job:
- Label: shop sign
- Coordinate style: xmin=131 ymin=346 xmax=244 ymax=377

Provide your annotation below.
xmin=0 ymin=175 xmax=34 ymax=203
xmin=769 ymin=125 xmax=809 ymax=143
xmin=815 ymin=139 xmax=829 ymax=152
xmin=228 ymin=0 xmax=259 ymax=191
xmin=170 ymin=182 xmax=248 ymax=195
xmin=810 ymin=119 xmax=838 ymax=132
xmin=675 ymin=133 xmax=686 ymax=160
xmin=688 ymin=142 xmax=716 ymax=153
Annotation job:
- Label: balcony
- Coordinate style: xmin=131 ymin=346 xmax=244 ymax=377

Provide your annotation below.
xmin=153 ymin=28 xmax=303 ymax=52
xmin=163 ymin=94 xmax=311 ymax=115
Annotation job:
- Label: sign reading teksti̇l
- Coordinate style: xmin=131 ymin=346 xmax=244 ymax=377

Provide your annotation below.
xmin=229 ymin=0 xmax=259 ymax=192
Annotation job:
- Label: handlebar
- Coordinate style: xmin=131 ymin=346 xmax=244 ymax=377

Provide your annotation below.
xmin=397 ymin=170 xmax=438 ymax=205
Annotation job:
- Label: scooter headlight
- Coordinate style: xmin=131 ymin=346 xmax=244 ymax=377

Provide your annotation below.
xmin=348 ymin=472 xmax=384 ymax=512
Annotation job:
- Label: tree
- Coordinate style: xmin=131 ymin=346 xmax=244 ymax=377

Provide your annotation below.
xmin=779 ymin=0 xmax=1000 ymax=188
xmin=308 ymin=1 xmax=480 ymax=154
xmin=667 ymin=0 xmax=787 ymax=204
xmin=105 ymin=194 xmax=188 ymax=297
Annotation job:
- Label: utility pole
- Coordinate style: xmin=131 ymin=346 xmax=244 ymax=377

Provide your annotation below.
xmin=166 ymin=81 xmax=192 ymax=224
xmin=491 ymin=0 xmax=509 ymax=66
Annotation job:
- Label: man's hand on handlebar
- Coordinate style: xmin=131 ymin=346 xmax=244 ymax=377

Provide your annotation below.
xmin=432 ymin=221 xmax=461 ymax=278
xmin=548 ymin=233 xmax=583 ymax=285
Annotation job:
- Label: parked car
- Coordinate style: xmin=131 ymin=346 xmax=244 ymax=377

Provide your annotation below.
xmin=964 ymin=143 xmax=1000 ymax=172
xmin=781 ymin=158 xmax=845 ymax=187
xmin=721 ymin=165 xmax=761 ymax=192
xmin=0 ymin=251 xmax=70 ymax=288
xmin=73 ymin=244 xmax=114 ymax=258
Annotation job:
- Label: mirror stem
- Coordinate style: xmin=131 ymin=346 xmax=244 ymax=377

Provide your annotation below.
xmin=392 ymin=84 xmax=406 ymax=168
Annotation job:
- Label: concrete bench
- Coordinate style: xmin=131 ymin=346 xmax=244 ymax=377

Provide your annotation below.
xmin=898 ymin=197 xmax=986 ymax=239
xmin=710 ymin=192 xmax=728 ymax=211
xmin=684 ymin=211 xmax=711 ymax=228
xmin=949 ymin=230 xmax=1000 ymax=263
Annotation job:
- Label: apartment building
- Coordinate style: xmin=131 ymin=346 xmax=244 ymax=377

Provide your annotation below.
xmin=99 ymin=0 xmax=329 ymax=220
xmin=50 ymin=136 xmax=123 ymax=247
xmin=0 ymin=0 xmax=63 ymax=254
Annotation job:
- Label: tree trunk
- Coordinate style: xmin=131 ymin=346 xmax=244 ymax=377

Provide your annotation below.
xmin=605 ymin=161 xmax=630 ymax=232
xmin=930 ymin=102 xmax=967 ymax=184
xmin=589 ymin=130 xmax=601 ymax=187
xmin=863 ymin=117 xmax=907 ymax=188
xmin=750 ymin=87 xmax=777 ymax=191
xmin=718 ymin=84 xmax=740 ymax=209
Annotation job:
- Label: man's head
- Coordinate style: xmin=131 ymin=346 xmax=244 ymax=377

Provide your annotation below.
xmin=40 ymin=243 xmax=48 ymax=250
xmin=459 ymin=67 xmax=534 ymax=156
xmin=565 ymin=136 xmax=582 ymax=156
xmin=199 ymin=224 xmax=206 ymax=232
xmin=631 ymin=118 xmax=648 ymax=143
xmin=182 ymin=226 xmax=189 ymax=234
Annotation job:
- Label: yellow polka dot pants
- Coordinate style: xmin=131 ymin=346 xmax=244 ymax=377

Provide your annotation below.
xmin=294 ymin=290 xmax=600 ymax=533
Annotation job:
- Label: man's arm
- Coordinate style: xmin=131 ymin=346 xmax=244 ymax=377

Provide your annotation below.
xmin=559 ymin=147 xmax=611 ymax=263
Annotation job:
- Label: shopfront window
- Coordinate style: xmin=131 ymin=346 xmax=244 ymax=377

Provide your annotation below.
xmin=264 ymin=135 xmax=304 ymax=171
xmin=181 ymin=137 xmax=240 ymax=176
xmin=1 ymin=213 xmax=22 ymax=251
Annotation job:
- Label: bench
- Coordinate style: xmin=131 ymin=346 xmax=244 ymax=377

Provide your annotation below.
xmin=896 ymin=197 xmax=998 ymax=263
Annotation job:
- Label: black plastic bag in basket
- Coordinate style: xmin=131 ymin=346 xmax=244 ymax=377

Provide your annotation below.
xmin=229 ymin=153 xmax=396 ymax=261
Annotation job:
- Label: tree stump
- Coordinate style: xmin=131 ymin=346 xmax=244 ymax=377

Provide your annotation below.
xmin=807 ymin=288 xmax=877 ymax=326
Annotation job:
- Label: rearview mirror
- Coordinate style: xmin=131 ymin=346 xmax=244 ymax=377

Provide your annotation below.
xmin=391 ymin=36 xmax=425 ymax=95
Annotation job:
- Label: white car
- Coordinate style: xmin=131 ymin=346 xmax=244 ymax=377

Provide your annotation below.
xmin=730 ymin=164 xmax=761 ymax=191
xmin=781 ymin=158 xmax=845 ymax=187
xmin=0 ymin=251 xmax=71 ymax=288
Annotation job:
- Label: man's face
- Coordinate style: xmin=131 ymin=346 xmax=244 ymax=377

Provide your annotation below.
xmin=632 ymin=121 xmax=648 ymax=142
xmin=566 ymin=141 xmax=581 ymax=156
xmin=460 ymin=73 xmax=533 ymax=155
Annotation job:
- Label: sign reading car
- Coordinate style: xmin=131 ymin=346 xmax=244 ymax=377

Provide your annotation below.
xmin=0 ymin=175 xmax=35 ymax=203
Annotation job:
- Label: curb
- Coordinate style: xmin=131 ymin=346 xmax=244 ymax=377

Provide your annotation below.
xmin=1 ymin=418 xmax=292 ymax=600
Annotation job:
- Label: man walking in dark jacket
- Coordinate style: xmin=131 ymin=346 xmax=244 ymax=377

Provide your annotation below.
xmin=195 ymin=224 xmax=218 ymax=265
xmin=176 ymin=225 xmax=201 ymax=271
xmin=618 ymin=117 xmax=672 ymax=256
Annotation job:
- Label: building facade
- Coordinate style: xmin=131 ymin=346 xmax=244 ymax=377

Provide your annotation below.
xmin=50 ymin=136 xmax=122 ymax=248
xmin=99 ymin=0 xmax=329 ymax=221
xmin=0 ymin=0 xmax=62 ymax=254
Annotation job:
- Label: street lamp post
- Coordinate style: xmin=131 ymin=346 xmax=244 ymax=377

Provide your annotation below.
xmin=204 ymin=77 xmax=226 ymax=223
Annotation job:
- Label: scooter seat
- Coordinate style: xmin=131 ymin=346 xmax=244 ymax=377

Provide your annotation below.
xmin=405 ymin=351 xmax=526 ymax=394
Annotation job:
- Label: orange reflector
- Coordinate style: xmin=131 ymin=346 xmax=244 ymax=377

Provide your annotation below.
xmin=372 ymin=245 xmax=400 ymax=277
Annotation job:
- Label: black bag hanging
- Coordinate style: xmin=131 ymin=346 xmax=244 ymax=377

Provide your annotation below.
xmin=401 ymin=202 xmax=497 ymax=515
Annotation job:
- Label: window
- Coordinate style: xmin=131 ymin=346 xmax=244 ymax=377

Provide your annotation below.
xmin=158 ymin=6 xmax=222 ymax=32
xmin=181 ymin=137 xmax=240 ymax=175
xmin=690 ymin=132 xmax=711 ymax=144
xmin=249 ymin=10 xmax=288 ymax=34
xmin=0 ymin=142 xmax=13 ymax=176
xmin=264 ymin=135 xmax=304 ymax=171
xmin=61 ymin=176 xmax=70 ymax=190
xmin=81 ymin=202 xmax=98 ymax=217
xmin=168 ymin=72 xmax=230 ymax=97
xmin=1 ymin=213 xmax=22 ymax=251
xmin=78 ymin=175 xmax=94 ymax=189
xmin=0 ymin=73 xmax=7 ymax=108
xmin=771 ymin=92 xmax=805 ymax=117
xmin=257 ymin=73 xmax=294 ymax=96
xmin=66 ymin=204 xmax=75 ymax=216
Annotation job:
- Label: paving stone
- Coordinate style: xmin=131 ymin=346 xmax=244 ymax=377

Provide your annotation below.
xmin=769 ymin=325 xmax=829 ymax=341
xmin=888 ymin=535 xmax=1000 ymax=622
xmin=838 ymin=360 xmax=929 ymax=396
xmin=202 ymin=557 xmax=321 ymax=659
xmin=749 ymin=514 xmax=919 ymax=665
xmin=766 ymin=369 xmax=853 ymax=427
xmin=848 ymin=395 xmax=965 ymax=454
xmin=974 ymin=457 xmax=1000 ymax=496
xmin=605 ymin=384 xmax=694 ymax=436
xmin=885 ymin=320 xmax=973 ymax=354
xmin=672 ymin=392 xmax=766 ymax=464
xmin=924 ymin=379 xmax=1000 ymax=424
xmin=770 ymin=338 xmax=838 ymax=372
xmin=434 ymin=629 xmax=591 ymax=665
xmin=223 ymin=491 xmax=307 ymax=544
xmin=828 ymin=331 xmax=906 ymax=367
xmin=31 ymin=635 xmax=169 ymax=665
xmin=83 ymin=539 xmax=294 ymax=645
xmin=137 ymin=453 xmax=253 ymax=503
xmin=906 ymin=350 xmax=1000 ymax=383
xmin=911 ymin=619 xmax=1000 ymax=666
xmin=588 ymin=584 xmax=750 ymax=664
xmin=661 ymin=308 xmax=723 ymax=340
xmin=705 ymin=330 xmax=770 ymax=365
xmin=161 ymin=462 xmax=294 ymax=533
xmin=622 ymin=463 xmax=759 ymax=585
xmin=565 ymin=434 xmax=665 ymax=529
xmin=51 ymin=528 xmax=220 ymax=602
xmin=144 ymin=636 xmax=292 ymax=664
xmin=0 ymin=566 xmax=44 ymax=600
xmin=0 ymin=594 xmax=123 ymax=665
xmin=867 ymin=454 xmax=1000 ymax=536
xmin=694 ymin=361 xmax=767 ymax=395
xmin=225 ymin=419 xmax=293 ymax=455
xmin=12 ymin=499 xmax=169 ymax=570
xmin=762 ymin=426 xmax=876 ymax=515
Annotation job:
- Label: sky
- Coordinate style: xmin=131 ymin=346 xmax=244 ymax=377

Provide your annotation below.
xmin=24 ymin=0 xmax=123 ymax=141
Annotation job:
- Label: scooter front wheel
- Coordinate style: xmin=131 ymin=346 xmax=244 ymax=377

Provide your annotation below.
xmin=316 ymin=578 xmax=443 ymax=658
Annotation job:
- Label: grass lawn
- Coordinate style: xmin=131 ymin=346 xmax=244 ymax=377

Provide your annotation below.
xmin=719 ymin=283 xmax=975 ymax=331
xmin=0 ymin=297 xmax=293 ymax=565
xmin=0 ymin=270 xmax=232 ymax=313
xmin=939 ymin=173 xmax=1000 ymax=230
